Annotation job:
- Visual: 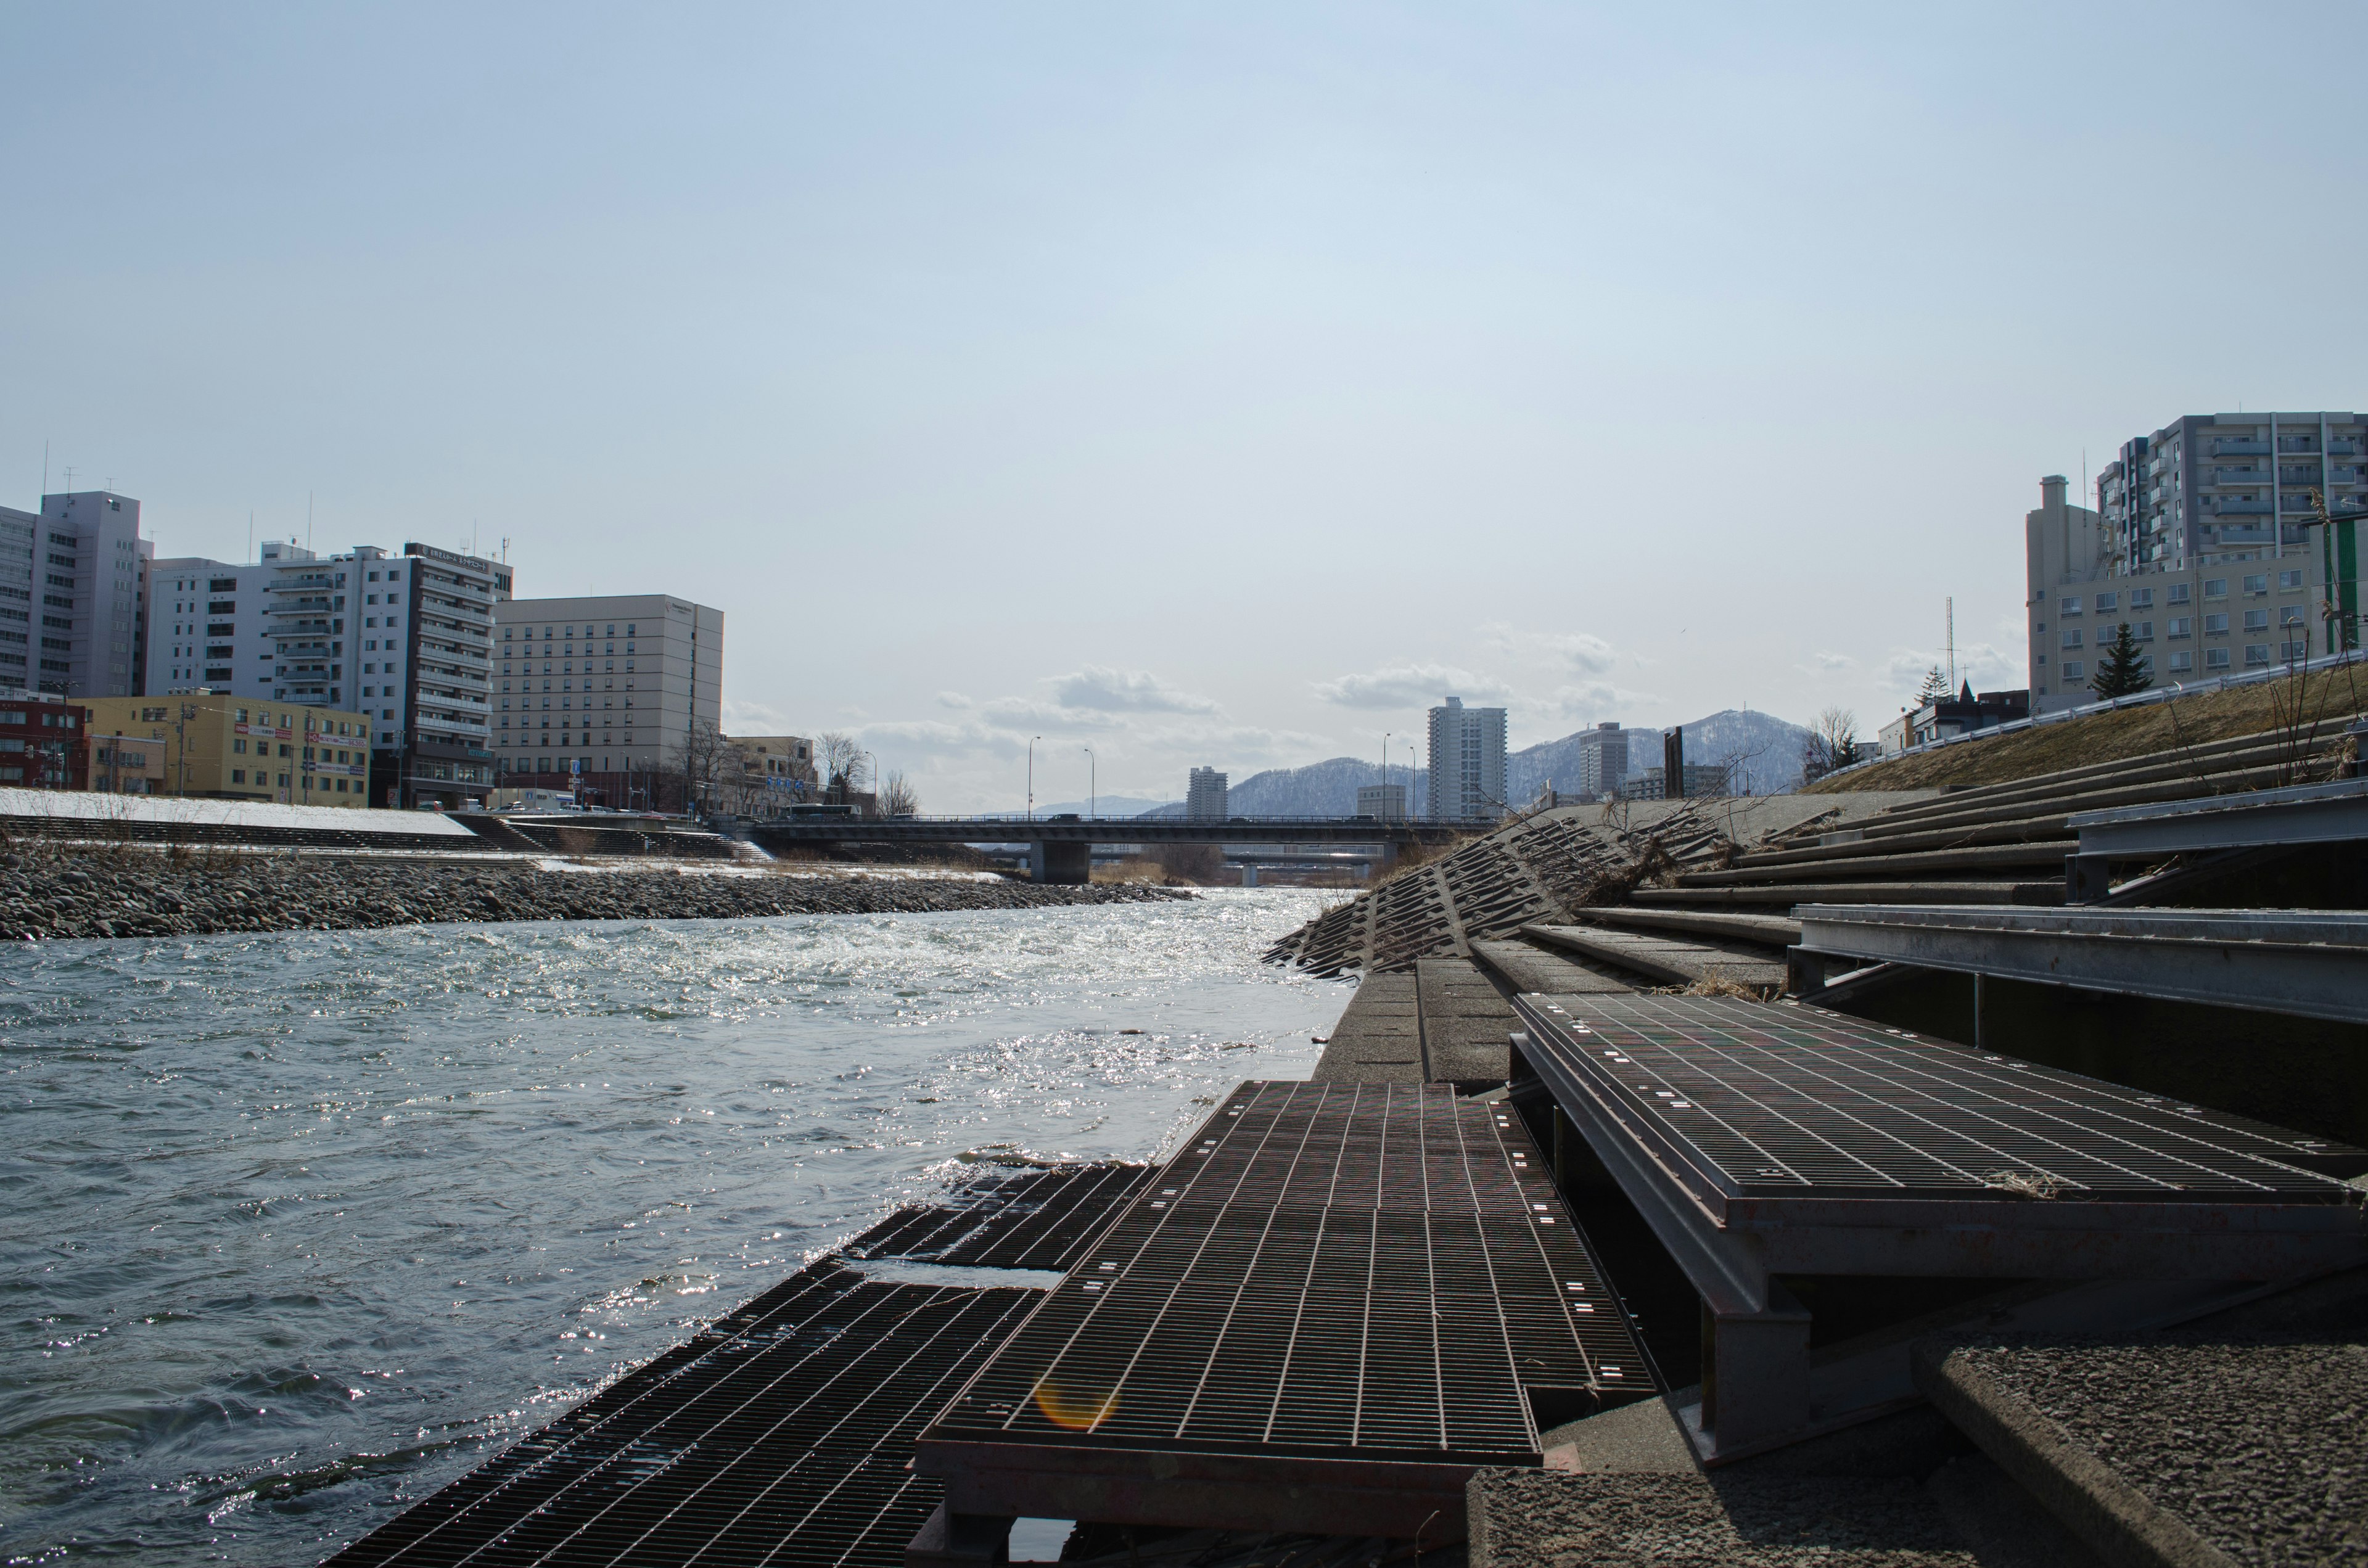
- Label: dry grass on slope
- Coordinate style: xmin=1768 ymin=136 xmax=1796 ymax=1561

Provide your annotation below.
xmin=1809 ymin=663 xmax=2368 ymax=794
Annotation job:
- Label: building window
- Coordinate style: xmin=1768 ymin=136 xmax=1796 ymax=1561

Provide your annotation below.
xmin=2280 ymin=605 xmax=2306 ymax=626
xmin=2245 ymin=644 xmax=2271 ymax=665
xmin=2204 ymin=578 xmax=2227 ymax=599
xmin=2130 ymin=588 xmax=2154 ymax=609
xmin=2168 ymin=651 xmax=2193 ymax=673
xmin=2169 ymin=583 xmax=2192 ymax=605
xmin=2095 ymin=591 xmax=2118 ymax=612
xmin=2206 ymin=648 xmax=2230 ymax=670
xmin=2244 ymin=609 xmax=2269 ymax=631
xmin=2062 ymin=628 xmax=2082 ymax=648
xmin=2168 ymin=617 xmax=2192 ymax=638
xmin=2281 ymin=569 xmax=2304 ymax=591
xmin=2133 ymin=621 xmax=2153 ymax=641
xmin=2204 ymin=613 xmax=2229 ymax=634
xmin=2062 ymin=660 xmax=2084 ymax=679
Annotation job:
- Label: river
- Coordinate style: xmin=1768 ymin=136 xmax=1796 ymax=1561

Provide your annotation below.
xmin=0 ymin=889 xmax=1347 ymax=1564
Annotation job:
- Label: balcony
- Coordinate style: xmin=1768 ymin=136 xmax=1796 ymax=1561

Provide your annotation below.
xmin=2211 ymin=438 xmax=2271 ymax=456
xmin=2207 ymin=498 xmax=2273 ymax=515
xmin=2278 ymin=435 xmax=2318 ymax=453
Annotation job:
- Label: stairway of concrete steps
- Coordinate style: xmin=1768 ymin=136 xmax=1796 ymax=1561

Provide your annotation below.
xmin=1300 ymin=718 xmax=2362 ymax=1090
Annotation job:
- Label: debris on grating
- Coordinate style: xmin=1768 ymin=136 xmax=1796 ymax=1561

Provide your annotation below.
xmin=1983 ymin=1168 xmax=2065 ymax=1201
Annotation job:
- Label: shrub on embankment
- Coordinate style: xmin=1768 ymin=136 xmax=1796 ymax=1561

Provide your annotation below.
xmin=1810 ymin=665 xmax=2367 ymax=794
xmin=0 ymin=847 xmax=1191 ymax=942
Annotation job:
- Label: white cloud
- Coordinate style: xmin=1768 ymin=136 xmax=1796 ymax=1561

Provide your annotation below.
xmin=722 ymin=697 xmax=791 ymax=732
xmin=935 ymin=691 xmax=974 ymax=710
xmin=1810 ymin=651 xmax=1854 ymax=671
xmin=1311 ymin=663 xmax=1512 ymax=710
xmin=1540 ymin=681 xmax=1659 ymax=724
xmin=1540 ymin=633 xmax=1617 ymax=675
xmin=1048 ymin=665 xmax=1221 ymax=714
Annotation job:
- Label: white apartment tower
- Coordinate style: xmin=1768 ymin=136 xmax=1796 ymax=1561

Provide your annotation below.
xmin=1186 ymin=766 xmax=1228 ymax=819
xmin=1 ymin=492 xmax=155 ymax=700
xmin=1427 ymin=696 xmax=1507 ymax=821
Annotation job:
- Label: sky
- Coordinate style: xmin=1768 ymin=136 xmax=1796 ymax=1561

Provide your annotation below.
xmin=6 ymin=4 xmax=2363 ymax=811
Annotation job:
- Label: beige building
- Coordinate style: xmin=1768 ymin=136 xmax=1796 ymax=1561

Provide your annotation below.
xmin=86 ymin=726 xmax=166 ymax=794
xmin=85 ymin=693 xmax=375 ymax=806
xmin=726 ymin=734 xmax=818 ymax=813
xmin=491 ymin=595 xmax=723 ymax=802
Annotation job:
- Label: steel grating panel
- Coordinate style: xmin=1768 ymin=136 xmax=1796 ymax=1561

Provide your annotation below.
xmin=1513 ymin=994 xmax=2368 ymax=1209
xmin=328 ymin=1261 xmax=1038 ymax=1568
xmin=845 ymin=1162 xmax=1153 ymax=1271
xmin=921 ymin=1082 xmax=1650 ymax=1482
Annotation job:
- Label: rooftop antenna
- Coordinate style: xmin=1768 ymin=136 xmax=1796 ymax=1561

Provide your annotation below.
xmin=41 ymin=439 xmax=47 ymax=495
xmin=1946 ymin=596 xmax=1957 ymax=689
xmin=247 ymin=510 xmax=254 ymax=562
xmin=306 ymin=491 xmax=313 ymax=553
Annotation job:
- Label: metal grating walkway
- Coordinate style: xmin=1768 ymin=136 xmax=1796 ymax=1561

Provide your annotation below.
xmin=1516 ymin=993 xmax=2368 ymax=1205
xmin=917 ymin=1082 xmax=1648 ymax=1538
xmin=844 ymin=1162 xmax=1151 ymax=1271
xmin=328 ymin=1260 xmax=1035 ymax=1568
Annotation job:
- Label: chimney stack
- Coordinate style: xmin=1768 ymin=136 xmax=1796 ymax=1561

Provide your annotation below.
xmin=2041 ymin=474 xmax=2068 ymax=511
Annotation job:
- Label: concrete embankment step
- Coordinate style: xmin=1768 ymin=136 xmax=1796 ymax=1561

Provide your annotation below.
xmin=1468 ymin=937 xmax=1637 ymax=996
xmin=1576 ymin=907 xmax=1804 ymax=947
xmin=1308 ymin=971 xmax=1423 ymax=1084
xmin=1630 ymin=880 xmax=2066 ymax=909
xmin=1672 ymin=840 xmax=2078 ymax=886
xmin=1519 ymin=922 xmax=1788 ymax=993
xmin=1416 ymin=956 xmax=1524 ymax=1085
xmin=1912 ymin=1329 xmax=2368 ymax=1568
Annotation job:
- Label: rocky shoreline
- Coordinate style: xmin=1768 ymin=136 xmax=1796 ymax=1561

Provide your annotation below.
xmin=0 ymin=848 xmax=1194 ymax=942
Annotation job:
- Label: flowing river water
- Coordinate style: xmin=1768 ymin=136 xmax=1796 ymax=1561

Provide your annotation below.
xmin=0 ymin=889 xmax=1349 ymax=1564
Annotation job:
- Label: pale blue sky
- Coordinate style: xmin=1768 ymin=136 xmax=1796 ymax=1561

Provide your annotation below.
xmin=5 ymin=4 xmax=2361 ymax=808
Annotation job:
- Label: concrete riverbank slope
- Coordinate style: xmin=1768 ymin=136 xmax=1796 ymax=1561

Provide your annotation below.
xmin=0 ymin=847 xmax=1190 ymax=940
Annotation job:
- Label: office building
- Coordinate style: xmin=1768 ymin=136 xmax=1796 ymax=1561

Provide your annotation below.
xmin=728 ymin=735 xmax=818 ymax=807
xmin=1574 ymin=722 xmax=1635 ymax=800
xmin=1356 ymin=782 xmax=1407 ymax=821
xmin=1186 ymin=766 xmax=1228 ymax=819
xmin=1621 ymin=762 xmax=1732 ymax=801
xmin=0 ymin=491 xmax=154 ymax=700
xmin=150 ymin=541 xmax=514 ymax=808
xmin=2029 ymin=417 xmax=2359 ymax=713
xmin=86 ymin=693 xmax=372 ymax=805
xmin=492 ymin=594 xmax=722 ymax=809
xmin=1426 ymin=696 xmax=1506 ymax=821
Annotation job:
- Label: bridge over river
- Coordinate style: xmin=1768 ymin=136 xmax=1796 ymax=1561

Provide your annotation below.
xmin=748 ymin=815 xmax=1492 ymax=882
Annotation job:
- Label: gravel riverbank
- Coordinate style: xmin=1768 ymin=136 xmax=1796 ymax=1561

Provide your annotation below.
xmin=0 ymin=848 xmax=1193 ymax=940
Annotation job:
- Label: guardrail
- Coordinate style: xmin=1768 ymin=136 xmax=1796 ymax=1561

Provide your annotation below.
xmin=1822 ymin=643 xmax=2368 ymax=784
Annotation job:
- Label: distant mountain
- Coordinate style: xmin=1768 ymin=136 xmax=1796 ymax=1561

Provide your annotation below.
xmin=1508 ymin=709 xmax=1811 ymax=802
xmin=1138 ymin=758 xmax=1425 ymax=818
xmin=1025 ymin=795 xmax=1178 ymax=820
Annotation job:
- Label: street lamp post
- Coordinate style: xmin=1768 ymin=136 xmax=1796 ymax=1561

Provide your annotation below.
xmin=1083 ymin=747 xmax=1095 ymax=819
xmin=861 ymin=750 xmax=878 ymax=816
xmin=1026 ymin=736 xmax=1043 ymax=819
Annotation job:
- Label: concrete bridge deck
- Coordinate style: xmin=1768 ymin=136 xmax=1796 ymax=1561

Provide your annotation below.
xmin=752 ymin=815 xmax=1494 ymax=882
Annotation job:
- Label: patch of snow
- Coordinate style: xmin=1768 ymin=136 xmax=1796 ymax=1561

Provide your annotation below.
xmin=0 ymin=788 xmax=479 ymax=837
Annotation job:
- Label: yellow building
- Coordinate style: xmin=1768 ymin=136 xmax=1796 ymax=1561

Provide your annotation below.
xmin=84 ymin=694 xmax=376 ymax=807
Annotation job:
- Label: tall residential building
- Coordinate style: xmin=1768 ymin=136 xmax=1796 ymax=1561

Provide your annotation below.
xmin=1426 ymin=696 xmax=1506 ymax=821
xmin=3 ymin=491 xmax=154 ymax=700
xmin=149 ymin=540 xmax=514 ymax=808
xmin=2028 ymin=416 xmax=2362 ymax=715
xmin=1186 ymin=766 xmax=1228 ymax=819
xmin=492 ymin=594 xmax=723 ymax=807
xmin=1574 ymin=722 xmax=1633 ymax=799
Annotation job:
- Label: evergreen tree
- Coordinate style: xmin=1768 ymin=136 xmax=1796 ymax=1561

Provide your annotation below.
xmin=1914 ymin=666 xmax=1951 ymax=705
xmin=2091 ymin=622 xmax=2153 ymax=699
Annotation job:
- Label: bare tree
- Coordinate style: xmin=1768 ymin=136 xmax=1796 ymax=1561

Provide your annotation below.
xmin=1799 ymin=707 xmax=1860 ymax=784
xmin=671 ymin=719 xmax=736 ymax=816
xmin=878 ymin=770 xmax=919 ymax=818
xmin=817 ymin=732 xmax=864 ymax=800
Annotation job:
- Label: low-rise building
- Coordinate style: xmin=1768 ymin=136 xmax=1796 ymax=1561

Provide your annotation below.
xmin=87 ymin=726 xmax=165 ymax=794
xmin=0 ymin=691 xmax=88 ymax=788
xmin=84 ymin=693 xmax=374 ymax=806
xmin=726 ymin=734 xmax=817 ymax=813
xmin=1355 ymin=782 xmax=1407 ymax=821
xmin=1878 ymin=684 xmax=2031 ymax=755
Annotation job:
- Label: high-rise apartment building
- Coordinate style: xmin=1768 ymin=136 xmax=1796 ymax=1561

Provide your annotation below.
xmin=1186 ymin=766 xmax=1228 ymax=819
xmin=0 ymin=492 xmax=154 ymax=700
xmin=149 ymin=540 xmax=512 ymax=808
xmin=1426 ymin=696 xmax=1506 ymax=821
xmin=2029 ymin=416 xmax=2365 ymax=715
xmin=492 ymin=594 xmax=722 ymax=807
xmin=1574 ymin=722 xmax=1634 ymax=799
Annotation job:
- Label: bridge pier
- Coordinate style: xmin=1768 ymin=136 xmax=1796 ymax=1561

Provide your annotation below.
xmin=1241 ymin=863 xmax=1259 ymax=888
xmin=1028 ymin=840 xmax=1091 ymax=884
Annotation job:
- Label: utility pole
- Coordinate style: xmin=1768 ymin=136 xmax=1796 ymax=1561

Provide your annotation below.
xmin=1027 ymin=736 xmax=1041 ymax=820
xmin=1083 ymin=747 xmax=1095 ymax=819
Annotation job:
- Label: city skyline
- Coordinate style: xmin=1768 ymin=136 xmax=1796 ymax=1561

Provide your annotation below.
xmin=7 ymin=4 xmax=2363 ymax=810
